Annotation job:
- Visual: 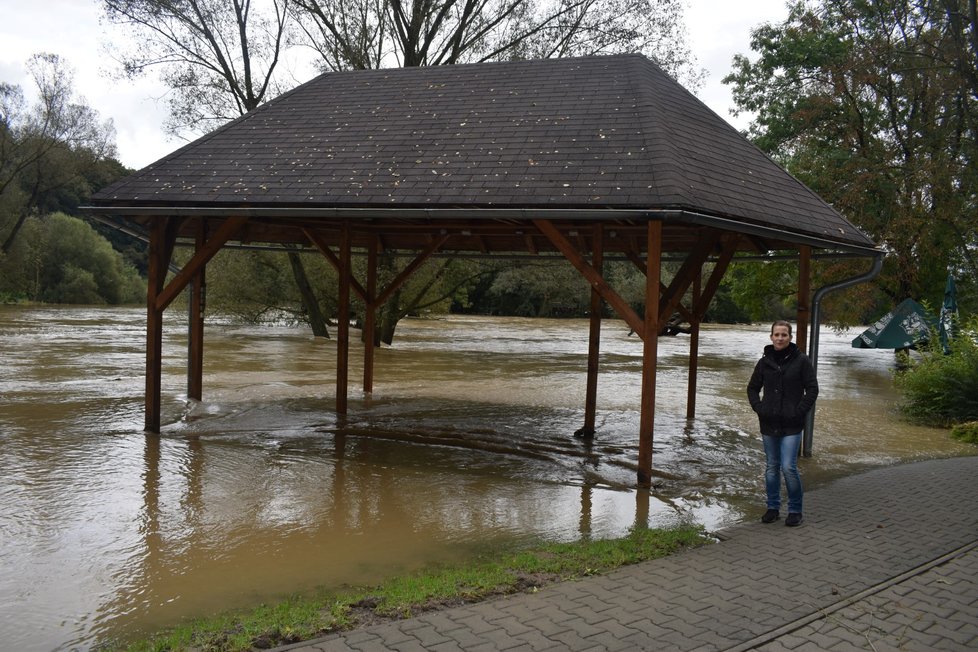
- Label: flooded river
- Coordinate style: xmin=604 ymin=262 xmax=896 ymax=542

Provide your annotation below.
xmin=0 ymin=306 xmax=972 ymax=650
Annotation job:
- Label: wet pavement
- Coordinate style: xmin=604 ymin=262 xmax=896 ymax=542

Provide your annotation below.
xmin=274 ymin=455 xmax=978 ymax=651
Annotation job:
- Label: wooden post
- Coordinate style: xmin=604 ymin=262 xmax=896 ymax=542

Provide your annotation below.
xmin=580 ymin=224 xmax=604 ymax=437
xmin=796 ymin=245 xmax=811 ymax=354
xmin=187 ymin=220 xmax=206 ymax=401
xmin=686 ymin=269 xmax=701 ymax=421
xmin=638 ymin=221 xmax=662 ymax=486
xmin=363 ymin=234 xmax=378 ymax=393
xmin=336 ymin=221 xmax=352 ymax=414
xmin=145 ymin=218 xmax=169 ymax=433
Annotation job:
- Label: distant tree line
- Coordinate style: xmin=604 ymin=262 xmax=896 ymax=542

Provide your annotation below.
xmin=0 ymin=54 xmax=141 ymax=304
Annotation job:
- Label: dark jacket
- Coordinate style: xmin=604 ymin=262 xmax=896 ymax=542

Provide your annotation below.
xmin=747 ymin=342 xmax=819 ymax=436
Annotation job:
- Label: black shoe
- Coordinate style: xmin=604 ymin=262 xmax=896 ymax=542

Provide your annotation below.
xmin=761 ymin=509 xmax=779 ymax=524
xmin=785 ymin=513 xmax=803 ymax=527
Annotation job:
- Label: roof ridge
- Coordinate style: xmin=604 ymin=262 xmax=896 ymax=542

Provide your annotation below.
xmin=622 ymin=55 xmax=693 ymax=207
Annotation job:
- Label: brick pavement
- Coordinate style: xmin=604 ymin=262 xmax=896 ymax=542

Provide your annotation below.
xmin=275 ymin=456 xmax=978 ymax=651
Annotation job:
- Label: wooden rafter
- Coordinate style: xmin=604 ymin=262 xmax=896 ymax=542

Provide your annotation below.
xmin=372 ymin=234 xmax=450 ymax=308
xmin=155 ymin=216 xmax=247 ymax=311
xmin=302 ymin=227 xmax=369 ymax=301
xmin=533 ymin=219 xmax=644 ymax=337
xmin=691 ymin=235 xmax=740 ymax=319
xmin=655 ymin=231 xmax=721 ymax=331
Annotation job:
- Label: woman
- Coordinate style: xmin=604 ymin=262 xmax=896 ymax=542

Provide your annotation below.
xmin=747 ymin=320 xmax=819 ymax=527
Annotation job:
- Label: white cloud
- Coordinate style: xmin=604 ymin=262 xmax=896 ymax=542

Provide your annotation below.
xmin=685 ymin=0 xmax=791 ymax=130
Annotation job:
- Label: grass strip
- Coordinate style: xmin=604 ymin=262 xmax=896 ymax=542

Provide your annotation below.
xmin=118 ymin=524 xmax=708 ymax=652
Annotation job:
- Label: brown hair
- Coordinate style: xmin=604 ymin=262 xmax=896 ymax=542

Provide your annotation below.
xmin=770 ymin=320 xmax=793 ymax=337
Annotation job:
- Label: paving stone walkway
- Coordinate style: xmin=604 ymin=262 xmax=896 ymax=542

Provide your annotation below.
xmin=276 ymin=455 xmax=978 ymax=651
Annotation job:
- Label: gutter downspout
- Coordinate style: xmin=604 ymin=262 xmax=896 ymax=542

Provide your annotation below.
xmin=803 ymin=252 xmax=885 ymax=456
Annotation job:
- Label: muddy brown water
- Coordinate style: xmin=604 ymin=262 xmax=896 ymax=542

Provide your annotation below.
xmin=0 ymin=306 xmax=972 ymax=650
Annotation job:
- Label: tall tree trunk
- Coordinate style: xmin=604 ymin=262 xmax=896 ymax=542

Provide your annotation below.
xmin=1 ymin=179 xmax=40 ymax=255
xmin=286 ymin=250 xmax=330 ymax=338
xmin=378 ymin=287 xmax=402 ymax=345
xmin=1 ymin=210 xmax=30 ymax=255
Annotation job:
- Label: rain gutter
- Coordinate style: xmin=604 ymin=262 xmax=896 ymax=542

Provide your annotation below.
xmin=85 ymin=214 xmax=872 ymax=262
xmin=80 ymin=205 xmax=881 ymax=256
xmin=674 ymin=209 xmax=880 ymax=256
xmin=803 ymin=251 xmax=885 ymax=456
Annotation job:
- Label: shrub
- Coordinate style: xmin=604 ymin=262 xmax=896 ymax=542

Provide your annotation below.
xmin=950 ymin=421 xmax=978 ymax=444
xmin=893 ymin=318 xmax=978 ymax=427
xmin=1 ymin=212 xmax=146 ymax=304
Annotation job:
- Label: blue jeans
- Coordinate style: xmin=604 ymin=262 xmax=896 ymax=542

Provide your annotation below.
xmin=762 ymin=433 xmax=803 ymax=513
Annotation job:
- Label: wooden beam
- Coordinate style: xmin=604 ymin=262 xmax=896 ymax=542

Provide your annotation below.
xmin=638 ymin=221 xmax=662 ymax=486
xmin=187 ymin=220 xmax=206 ymax=401
xmin=372 ymin=234 xmax=450 ymax=308
xmin=363 ymin=234 xmax=378 ymax=393
xmin=336 ymin=222 xmax=351 ymax=414
xmin=533 ymin=219 xmax=645 ymax=337
xmin=655 ymin=231 xmax=721 ymax=332
xmin=624 ymin=250 xmax=695 ymax=332
xmin=145 ymin=217 xmax=177 ymax=433
xmin=691 ymin=236 xmax=740 ymax=319
xmin=796 ymin=245 xmax=811 ymax=354
xmin=155 ymin=216 xmax=247 ymax=312
xmin=686 ymin=270 xmax=701 ymax=421
xmin=302 ymin=227 xmax=368 ymax=302
xmin=581 ymin=223 xmax=603 ymax=438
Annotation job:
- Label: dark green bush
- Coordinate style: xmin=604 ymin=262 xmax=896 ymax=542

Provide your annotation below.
xmin=950 ymin=421 xmax=978 ymax=444
xmin=893 ymin=318 xmax=978 ymax=427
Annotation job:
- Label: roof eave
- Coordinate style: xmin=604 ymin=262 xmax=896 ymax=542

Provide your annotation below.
xmin=79 ymin=204 xmax=881 ymax=255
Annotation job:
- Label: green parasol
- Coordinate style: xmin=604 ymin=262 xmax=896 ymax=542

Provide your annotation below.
xmin=851 ymin=298 xmax=938 ymax=350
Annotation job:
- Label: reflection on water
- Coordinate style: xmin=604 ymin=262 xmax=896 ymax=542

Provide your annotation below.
xmin=0 ymin=306 xmax=972 ymax=650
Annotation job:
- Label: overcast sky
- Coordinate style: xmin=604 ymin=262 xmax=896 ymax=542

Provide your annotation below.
xmin=0 ymin=0 xmax=790 ymax=171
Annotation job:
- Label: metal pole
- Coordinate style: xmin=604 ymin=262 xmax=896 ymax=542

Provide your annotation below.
xmin=803 ymin=253 xmax=884 ymax=456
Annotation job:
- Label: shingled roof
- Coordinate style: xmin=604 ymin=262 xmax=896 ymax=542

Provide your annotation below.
xmin=89 ymin=54 xmax=877 ymax=254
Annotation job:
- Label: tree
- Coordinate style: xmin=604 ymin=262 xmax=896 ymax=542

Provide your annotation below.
xmin=725 ymin=0 xmax=977 ymax=320
xmin=293 ymin=0 xmax=704 ymax=85
xmin=361 ymin=255 xmax=494 ymax=344
xmin=489 ymin=261 xmax=590 ymax=317
xmin=197 ymin=247 xmax=338 ymax=324
xmin=1 ymin=54 xmax=118 ymax=255
xmin=0 ymin=212 xmax=145 ymax=304
xmin=102 ymin=0 xmax=336 ymax=335
xmin=102 ymin=0 xmax=293 ymax=137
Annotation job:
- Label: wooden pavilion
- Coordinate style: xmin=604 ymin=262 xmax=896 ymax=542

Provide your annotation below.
xmin=85 ymin=54 xmax=879 ymax=485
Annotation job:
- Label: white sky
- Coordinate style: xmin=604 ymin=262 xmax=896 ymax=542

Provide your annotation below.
xmin=0 ymin=0 xmax=790 ymax=171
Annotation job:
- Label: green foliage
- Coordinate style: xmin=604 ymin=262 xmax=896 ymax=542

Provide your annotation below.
xmin=893 ymin=318 xmax=978 ymax=427
xmin=950 ymin=421 xmax=978 ymax=444
xmin=0 ymin=212 xmax=144 ymax=304
xmin=703 ymin=280 xmax=752 ymax=324
xmin=197 ymin=248 xmax=337 ymax=325
xmin=2 ymin=54 xmax=122 ymax=254
xmin=117 ymin=525 xmax=706 ymax=652
xmin=488 ymin=260 xmax=591 ymax=317
xmin=722 ymin=258 xmax=797 ymax=322
xmin=724 ymin=0 xmax=978 ymax=319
